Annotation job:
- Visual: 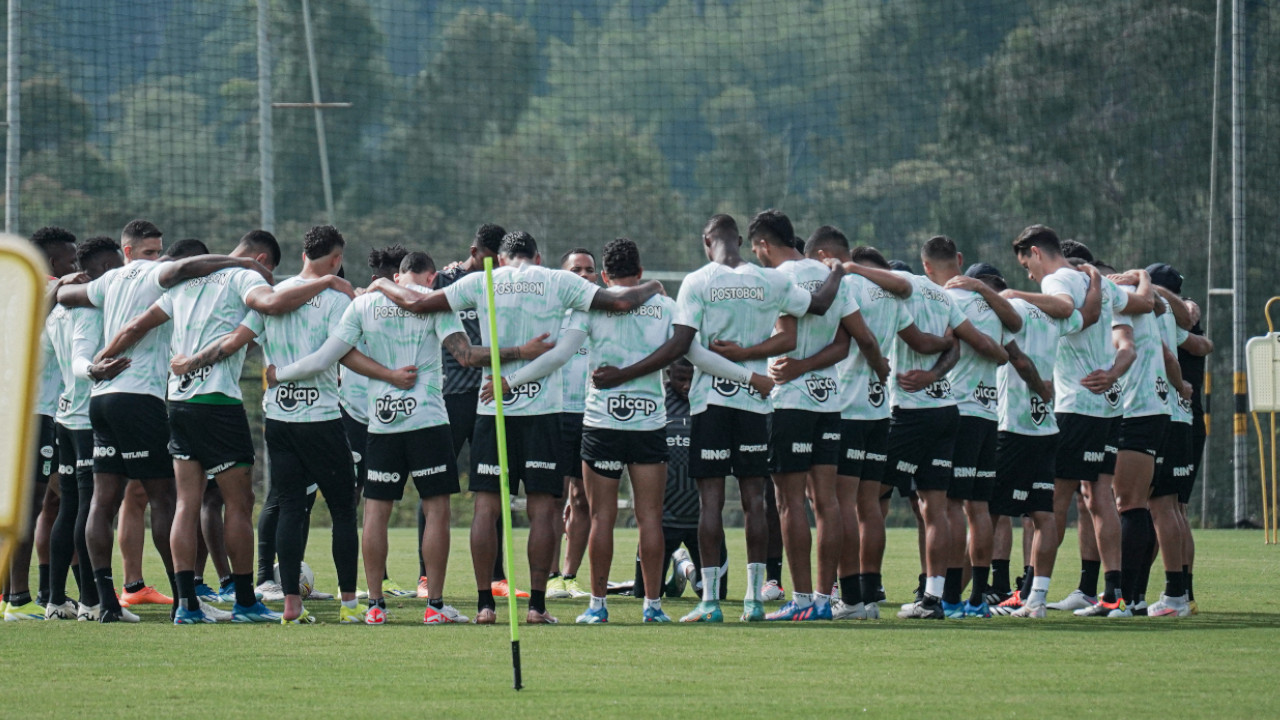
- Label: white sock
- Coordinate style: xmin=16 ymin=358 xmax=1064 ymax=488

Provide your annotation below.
xmin=924 ymin=575 xmax=945 ymax=599
xmin=813 ymin=592 xmax=831 ymax=608
xmin=1029 ymin=576 xmax=1050 ymax=606
xmin=745 ymin=563 xmax=765 ymax=602
xmin=589 ymin=595 xmax=607 ymax=611
xmin=341 ymin=599 xmax=357 ymax=609
xmin=793 ymin=592 xmax=813 ymax=609
xmin=643 ymin=597 xmax=661 ymax=611
xmin=701 ymin=567 xmax=719 ymax=602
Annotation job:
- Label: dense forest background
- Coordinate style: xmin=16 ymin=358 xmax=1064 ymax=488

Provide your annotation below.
xmin=11 ymin=0 xmax=1280 ymax=526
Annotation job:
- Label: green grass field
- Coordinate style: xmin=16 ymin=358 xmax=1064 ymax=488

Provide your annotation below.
xmin=4 ymin=527 xmax=1279 ymax=718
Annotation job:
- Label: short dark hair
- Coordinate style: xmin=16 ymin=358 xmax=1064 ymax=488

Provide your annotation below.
xmin=166 ymin=238 xmax=209 ymax=259
xmin=399 ymin=251 xmax=435 ymax=275
xmin=602 ymin=238 xmax=641 ymax=279
xmin=75 ymin=235 xmax=120 ymax=267
xmin=704 ymin=214 xmax=738 ymax=241
xmin=748 ymin=209 xmax=795 ymax=248
xmin=237 ymin=229 xmax=281 ymax=267
xmin=921 ymin=235 xmax=958 ymax=262
xmin=499 ymin=231 xmax=538 ymax=259
xmin=850 ymin=245 xmax=890 ymax=270
xmin=1060 ymin=239 xmax=1094 ymax=263
xmin=1067 ymin=257 xmax=1088 ymax=268
xmin=1012 ymin=224 xmax=1061 ymax=257
xmin=804 ymin=226 xmax=848 ymax=259
xmin=560 ymin=247 xmax=595 ymax=268
xmin=121 ymin=219 xmax=162 ymax=245
xmin=977 ymin=274 xmax=1008 ymax=292
xmin=1094 ymin=261 xmax=1117 ymax=275
xmin=369 ymin=244 xmax=409 ymax=274
xmin=474 ymin=223 xmax=506 ymax=254
xmin=30 ymin=226 xmax=77 ymax=256
xmin=303 ymin=225 xmax=345 ymax=261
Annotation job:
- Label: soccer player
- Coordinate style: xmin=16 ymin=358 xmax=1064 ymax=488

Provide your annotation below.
xmin=747 ymin=212 xmax=887 ymax=621
xmin=370 ymin=230 xmax=663 ymax=624
xmin=97 ymin=229 xmax=347 ymax=624
xmin=45 ymin=235 xmax=125 ymax=620
xmin=891 ymin=237 xmax=1008 ymax=620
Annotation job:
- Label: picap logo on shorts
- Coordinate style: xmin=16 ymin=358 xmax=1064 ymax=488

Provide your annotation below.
xmin=1155 ymin=377 xmax=1169 ymax=404
xmin=1030 ymin=395 xmax=1051 ymax=426
xmin=1104 ymin=383 xmax=1122 ymax=408
xmin=974 ymin=382 xmax=997 ymax=409
xmin=805 ymin=376 xmax=837 ymax=403
xmin=924 ymin=378 xmax=952 ymax=400
xmin=276 ymin=383 xmax=321 ymax=412
xmin=607 ymin=394 xmax=659 ymax=421
xmin=177 ymin=366 xmax=213 ymax=394
xmin=712 ymin=376 xmax=761 ymax=399
xmin=868 ymin=379 xmax=886 ymax=408
xmin=501 ymin=381 xmax=542 ymax=404
xmin=374 ymin=395 xmax=417 ymax=424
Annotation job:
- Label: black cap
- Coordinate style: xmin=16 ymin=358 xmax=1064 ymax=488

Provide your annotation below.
xmin=887 ymin=259 xmax=913 ymax=273
xmin=1146 ymin=263 xmax=1182 ymax=294
xmin=964 ymin=262 xmax=1003 ymax=280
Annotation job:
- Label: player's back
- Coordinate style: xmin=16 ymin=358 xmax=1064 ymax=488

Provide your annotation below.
xmin=160 ymin=266 xmax=267 ymax=401
xmin=678 ymin=262 xmax=797 ymax=347
xmin=578 ymin=294 xmax=675 ymax=431
xmin=88 ymin=260 xmax=171 ymax=398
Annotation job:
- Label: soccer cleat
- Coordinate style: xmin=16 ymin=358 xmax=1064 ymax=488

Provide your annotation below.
xmin=473 ymin=607 xmax=497 ymax=625
xmin=525 ymin=609 xmax=559 ymax=624
xmin=199 ymin=600 xmax=233 ymax=622
xmin=740 ymin=599 xmax=766 ymax=622
xmin=897 ymin=600 xmax=944 ymax=619
xmin=1047 ymin=589 xmax=1096 ymax=612
xmin=338 ymin=604 xmax=368 ymax=624
xmin=231 ymin=601 xmax=282 ymax=623
xmin=545 ymin=576 xmax=571 ymax=599
xmin=942 ymin=601 xmax=966 ymax=619
xmin=491 ymin=579 xmax=532 ymax=599
xmin=282 ymin=608 xmax=316 ymax=624
xmin=0 ymin=600 xmax=6 ymax=616
xmin=1011 ymin=602 xmax=1047 ymax=618
xmin=98 ymin=606 xmax=141 ymax=623
xmin=416 ymin=576 xmax=431 ymax=599
xmin=963 ymin=601 xmax=992 ymax=618
xmin=760 ymin=579 xmax=785 ymax=602
xmin=575 ymin=606 xmax=609 ymax=624
xmin=1131 ymin=599 xmax=1149 ymax=616
xmin=45 ymin=600 xmax=78 ymax=620
xmin=423 ymin=604 xmax=469 ymax=624
xmin=669 ymin=548 xmax=693 ymax=597
xmin=305 ymin=588 xmax=334 ymax=601
xmin=680 ymin=601 xmax=723 ymax=623
xmin=831 ymin=600 xmax=868 ymax=620
xmin=121 ymin=585 xmax=173 ymax=606
xmin=863 ymin=602 xmax=880 ymax=619
xmin=984 ymin=591 xmax=1011 ymax=607
xmin=194 ymin=583 xmax=221 ymax=602
xmin=77 ymin=603 xmax=100 ymax=622
xmin=765 ymin=601 xmax=802 ymax=621
xmin=173 ymin=607 xmax=216 ymax=625
xmin=642 ymin=606 xmax=672 ymax=623
xmin=365 ymin=606 xmax=387 ymax=625
xmin=1147 ymin=594 xmax=1191 ymax=618
xmin=1107 ymin=604 xmax=1134 ymax=618
xmin=4 ymin=601 xmax=46 ymax=621
xmin=991 ymin=593 xmax=1024 ymax=616
xmin=557 ymin=578 xmax=586 ymax=599
xmin=1075 ymin=597 xmax=1125 ymax=617
xmin=811 ymin=601 xmax=833 ymax=620
xmin=382 ymin=579 xmax=413 ymax=598
xmin=252 ymin=581 xmax=284 ymax=603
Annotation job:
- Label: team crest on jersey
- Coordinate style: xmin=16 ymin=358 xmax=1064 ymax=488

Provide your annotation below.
xmin=607 ymin=394 xmax=659 ymax=421
xmin=868 ymin=379 xmax=886 ymax=408
xmin=58 ymin=396 xmax=70 ymax=414
xmin=1030 ymin=395 xmax=1051 ymax=426
xmin=177 ymin=366 xmax=213 ymax=394
xmin=501 ymin=381 xmax=542 ymax=404
xmin=276 ymin=383 xmax=320 ymax=411
xmin=1155 ymin=377 xmax=1169 ymax=404
xmin=805 ymin=376 xmax=836 ymax=403
xmin=974 ymin=382 xmax=997 ymax=409
xmin=1104 ymin=383 xmax=1122 ymax=408
xmin=925 ymin=378 xmax=952 ymax=400
xmin=375 ymin=395 xmax=417 ymax=423
xmin=1178 ymin=395 xmax=1192 ymax=413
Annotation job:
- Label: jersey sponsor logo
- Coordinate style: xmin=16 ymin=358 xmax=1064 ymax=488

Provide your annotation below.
xmin=576 ymin=346 xmax=590 ymax=356
xmin=919 ymin=287 xmax=947 ymax=303
xmin=1155 ymin=377 xmax=1169 ymax=404
xmin=1104 ymin=383 xmax=1122 ymax=408
xmin=805 ymin=376 xmax=837 ymax=403
xmin=972 ymin=298 xmax=992 ymax=314
xmin=187 ymin=273 xmax=231 ymax=289
xmin=607 ymin=394 xmax=659 ymax=421
xmin=701 ymin=448 xmax=731 ymax=461
xmin=925 ymin=378 xmax=952 ymax=400
xmin=1026 ymin=306 xmax=1048 ymax=321
xmin=374 ymin=395 xmax=418 ymax=424
xmin=301 ymin=296 xmax=322 ymax=309
xmin=122 ymin=450 xmax=149 ymax=460
xmin=93 ymin=445 xmax=117 ymax=458
xmin=608 ymin=303 xmax=664 ymax=319
xmin=973 ymin=383 xmax=997 ymax=409
xmin=796 ymin=279 xmax=824 ymax=292
xmin=867 ymin=285 xmax=894 ymax=302
xmin=459 ymin=309 xmax=479 ymax=321
xmin=593 ymin=460 xmax=624 ymax=472
xmin=367 ymin=470 xmax=401 ymax=483
xmin=477 ymin=463 xmax=502 ymax=476
xmin=177 ymin=365 xmax=213 ymax=394
xmin=709 ymin=286 xmax=764 ymax=303
xmin=1030 ymin=396 xmax=1051 ymax=426
xmin=667 ymin=434 xmax=690 ymax=447
xmin=502 ymin=381 xmax=542 ymax=404
xmin=493 ymin=281 xmax=546 ymax=296
xmin=410 ymin=465 xmax=448 ymax=478
xmin=791 ymin=442 xmax=813 ymax=454
xmin=712 ymin=376 xmax=761 ymax=399
xmin=374 ymin=305 xmax=424 ymax=320
xmin=1083 ymin=451 xmax=1106 ymax=463
xmin=276 ymin=383 xmax=321 ymax=412
xmin=868 ymin=380 xmax=886 ymax=407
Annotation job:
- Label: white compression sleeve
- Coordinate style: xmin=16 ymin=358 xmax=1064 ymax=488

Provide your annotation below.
xmin=276 ymin=335 xmax=354 ymax=381
xmin=685 ymin=342 xmax=753 ymax=385
xmin=505 ymin=328 xmax=588 ymax=388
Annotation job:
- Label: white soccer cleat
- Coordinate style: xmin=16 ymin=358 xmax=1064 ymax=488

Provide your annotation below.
xmin=1147 ymin=594 xmax=1191 ymax=618
xmin=77 ymin=603 xmax=100 ymax=622
xmin=255 ymin=581 xmax=285 ymax=603
xmin=45 ymin=601 xmax=77 ymax=620
xmin=1046 ymin=589 xmax=1097 ymax=612
xmin=863 ymin=602 xmax=880 ymax=619
xmin=199 ymin=600 xmax=233 ymax=622
xmin=304 ymin=588 xmax=335 ymax=601
xmin=831 ymin=600 xmax=868 ymax=620
xmin=760 ymin=579 xmax=785 ymax=602
xmin=1011 ymin=602 xmax=1047 ymax=619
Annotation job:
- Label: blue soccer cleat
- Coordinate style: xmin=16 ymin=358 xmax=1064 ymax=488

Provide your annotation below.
xmin=575 ymin=606 xmax=609 ymax=624
xmin=680 ymin=601 xmax=723 ymax=623
xmin=231 ymin=601 xmax=282 ymax=623
xmin=173 ymin=607 xmax=216 ymax=625
xmin=766 ymin=601 xmax=801 ymax=621
xmin=642 ymin=606 xmax=672 ymax=623
xmin=963 ymin=601 xmax=992 ymax=618
xmin=942 ymin=601 xmax=967 ymax=619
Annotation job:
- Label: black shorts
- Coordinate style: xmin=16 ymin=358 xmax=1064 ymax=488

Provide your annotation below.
xmin=364 ymin=425 xmax=458 ymax=501
xmin=1054 ymin=413 xmax=1110 ymax=482
xmin=1152 ymin=422 xmax=1196 ymax=501
xmin=265 ymin=418 xmax=357 ymax=503
xmin=55 ymin=423 xmax=94 ymax=492
xmin=444 ymin=392 xmax=477 ymax=458
xmin=340 ymin=407 xmax=368 ymax=486
xmin=991 ymin=432 xmax=1058 ymax=517
xmin=167 ymin=401 xmax=255 ymax=474
xmin=471 ymin=414 xmax=563 ymax=496
xmin=1101 ymin=417 xmax=1121 ymax=475
xmin=580 ymin=427 xmax=668 ymax=479
xmin=34 ymin=414 xmax=56 ymax=484
xmin=90 ymin=393 xmax=173 ymax=480
xmin=948 ymin=415 xmax=997 ymax=502
xmin=883 ymin=405 xmax=959 ymax=494
xmin=687 ymin=405 xmax=770 ymax=480
xmin=1118 ymin=414 xmax=1170 ymax=456
xmin=768 ymin=409 xmax=841 ymax=473
xmin=837 ymin=418 xmax=890 ymax=481
xmin=559 ymin=413 xmax=585 ymax=480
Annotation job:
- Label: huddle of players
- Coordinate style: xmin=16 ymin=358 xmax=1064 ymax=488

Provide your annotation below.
xmin=8 ymin=209 xmax=1209 ymax=626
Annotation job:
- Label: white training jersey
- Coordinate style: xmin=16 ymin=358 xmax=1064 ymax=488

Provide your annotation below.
xmin=568 ymin=294 xmax=675 ymax=432
xmin=156 ymin=267 xmax=269 ymax=402
xmin=86 ymin=260 xmax=172 ymax=399
xmin=242 ymin=278 xmax=352 ymax=423
xmin=333 ymin=284 xmax=463 ymax=434
xmin=1157 ymin=300 xmax=1192 ymax=425
xmin=559 ymin=308 xmax=591 ymax=415
xmin=947 ymin=288 xmax=1003 ymax=421
xmin=46 ymin=304 xmax=103 ymax=430
xmin=838 ymin=274 xmax=912 ymax=422
xmin=1114 ymin=286 xmax=1170 ymax=419
xmin=998 ymin=299 xmax=1083 ymax=436
xmin=444 ymin=263 xmax=599 ymax=417
xmin=36 ymin=326 xmax=63 ymax=418
xmin=889 ymin=272 xmax=967 ymax=410
xmin=339 ymin=350 xmax=370 ymax=424
xmin=770 ymin=258 xmax=856 ymax=413
xmin=674 ymin=261 xmax=812 ymax=416
xmin=1045 ymin=268 xmax=1128 ymax=418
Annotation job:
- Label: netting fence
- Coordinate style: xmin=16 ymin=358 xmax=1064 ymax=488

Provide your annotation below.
xmin=9 ymin=0 xmax=1279 ymax=527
